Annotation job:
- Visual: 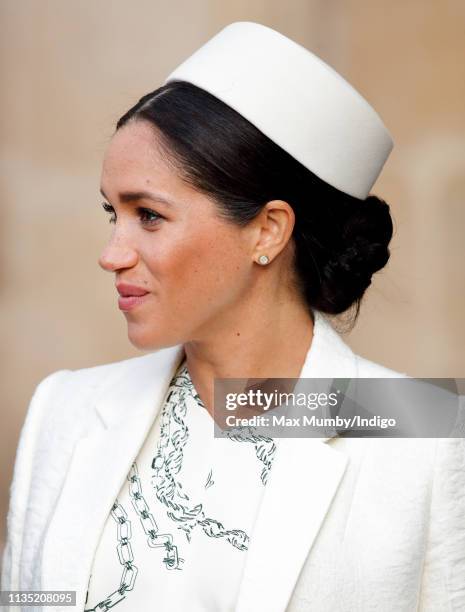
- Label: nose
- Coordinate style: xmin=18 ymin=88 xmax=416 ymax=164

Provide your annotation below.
xmin=98 ymin=241 xmax=139 ymax=272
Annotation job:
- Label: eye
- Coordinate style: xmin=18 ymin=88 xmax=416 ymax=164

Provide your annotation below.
xmin=137 ymin=207 xmax=163 ymax=226
xmin=101 ymin=201 xmax=116 ymax=224
xmin=100 ymin=202 xmax=163 ymax=226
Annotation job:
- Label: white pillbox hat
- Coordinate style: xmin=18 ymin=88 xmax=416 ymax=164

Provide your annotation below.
xmin=164 ymin=21 xmax=394 ymax=200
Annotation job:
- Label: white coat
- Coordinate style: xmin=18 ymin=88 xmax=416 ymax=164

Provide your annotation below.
xmin=1 ymin=310 xmax=464 ymax=612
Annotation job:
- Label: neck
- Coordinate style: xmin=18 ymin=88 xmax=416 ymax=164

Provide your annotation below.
xmin=183 ymin=293 xmax=314 ymax=418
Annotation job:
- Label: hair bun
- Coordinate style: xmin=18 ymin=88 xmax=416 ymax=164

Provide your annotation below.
xmin=314 ymin=196 xmax=393 ymax=316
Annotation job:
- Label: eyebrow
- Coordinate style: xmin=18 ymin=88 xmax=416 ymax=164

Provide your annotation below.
xmin=99 ymin=187 xmax=175 ymax=207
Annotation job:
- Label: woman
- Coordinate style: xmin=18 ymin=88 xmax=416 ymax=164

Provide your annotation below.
xmin=2 ymin=22 xmax=464 ymax=612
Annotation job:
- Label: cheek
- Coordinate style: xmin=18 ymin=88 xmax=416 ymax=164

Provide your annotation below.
xmin=150 ymin=227 xmax=247 ymax=307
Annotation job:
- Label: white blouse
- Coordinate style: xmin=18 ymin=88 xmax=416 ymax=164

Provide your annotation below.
xmin=84 ymin=359 xmax=277 ymax=612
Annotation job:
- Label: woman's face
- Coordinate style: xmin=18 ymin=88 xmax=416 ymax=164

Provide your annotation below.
xmin=98 ymin=120 xmax=258 ymax=350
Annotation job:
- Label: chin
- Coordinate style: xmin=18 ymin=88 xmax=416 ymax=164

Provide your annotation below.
xmin=126 ymin=323 xmax=182 ymax=352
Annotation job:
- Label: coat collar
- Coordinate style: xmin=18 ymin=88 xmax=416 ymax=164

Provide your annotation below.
xmin=41 ymin=310 xmax=356 ymax=612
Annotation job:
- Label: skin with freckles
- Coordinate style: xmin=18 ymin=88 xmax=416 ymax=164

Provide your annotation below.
xmin=98 ymin=120 xmax=314 ymax=416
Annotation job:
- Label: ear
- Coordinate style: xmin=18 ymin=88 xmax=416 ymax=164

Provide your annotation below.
xmin=252 ymin=200 xmax=295 ymax=263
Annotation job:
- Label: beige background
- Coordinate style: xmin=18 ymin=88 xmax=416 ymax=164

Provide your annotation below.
xmin=1 ymin=0 xmax=464 ymax=559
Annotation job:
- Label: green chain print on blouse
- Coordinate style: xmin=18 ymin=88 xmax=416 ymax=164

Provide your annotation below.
xmin=84 ymin=362 xmax=276 ymax=612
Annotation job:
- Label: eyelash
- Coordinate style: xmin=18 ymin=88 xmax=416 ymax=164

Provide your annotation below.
xmin=101 ymin=202 xmax=163 ymax=226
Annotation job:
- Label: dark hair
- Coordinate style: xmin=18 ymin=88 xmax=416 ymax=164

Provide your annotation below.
xmin=116 ymin=80 xmax=393 ymax=328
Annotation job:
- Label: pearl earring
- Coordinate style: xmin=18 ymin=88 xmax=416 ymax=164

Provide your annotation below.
xmin=258 ymin=255 xmax=269 ymax=265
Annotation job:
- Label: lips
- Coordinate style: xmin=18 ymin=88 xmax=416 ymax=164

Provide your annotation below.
xmin=118 ymin=293 xmax=150 ymax=311
xmin=116 ymin=283 xmax=150 ymax=297
xmin=115 ymin=282 xmax=151 ymax=312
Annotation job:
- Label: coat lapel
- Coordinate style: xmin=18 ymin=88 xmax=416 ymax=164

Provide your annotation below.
xmin=235 ymin=311 xmax=357 ymax=612
xmin=40 ymin=344 xmax=186 ymax=611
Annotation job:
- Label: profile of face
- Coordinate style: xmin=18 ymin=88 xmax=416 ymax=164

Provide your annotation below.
xmin=98 ymin=120 xmax=290 ymax=351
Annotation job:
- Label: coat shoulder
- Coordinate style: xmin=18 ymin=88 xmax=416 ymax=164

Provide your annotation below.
xmin=21 ymin=349 xmax=179 ymax=440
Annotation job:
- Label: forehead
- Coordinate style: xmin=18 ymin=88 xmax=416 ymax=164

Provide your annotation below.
xmin=101 ymin=121 xmax=182 ymax=193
